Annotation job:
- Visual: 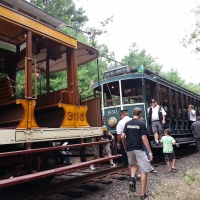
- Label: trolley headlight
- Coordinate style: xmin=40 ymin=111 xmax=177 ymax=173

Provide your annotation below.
xmin=108 ymin=117 xmax=117 ymax=127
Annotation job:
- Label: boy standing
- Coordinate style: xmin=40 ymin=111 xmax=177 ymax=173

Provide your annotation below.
xmin=160 ymin=128 xmax=179 ymax=172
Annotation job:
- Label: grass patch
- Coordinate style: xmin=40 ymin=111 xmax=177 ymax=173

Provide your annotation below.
xmin=148 ymin=168 xmax=200 ymax=200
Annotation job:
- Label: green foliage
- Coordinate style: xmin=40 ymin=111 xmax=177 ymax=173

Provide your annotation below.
xmin=183 ymin=171 xmax=195 ymax=185
xmin=16 ymin=70 xmax=25 ymax=99
xmin=182 ymin=5 xmax=200 ymax=53
xmin=28 ymin=0 xmax=200 ymax=96
xmin=28 ymin=0 xmax=113 ymax=98
xmin=184 ymin=175 xmax=195 ymax=185
xmin=85 ymin=16 xmax=113 ymax=48
xmin=30 ymin=0 xmax=88 ymax=40
xmin=160 ymin=68 xmax=185 ymax=86
xmin=30 ymin=0 xmax=74 ymax=20
xmin=185 ymin=83 xmax=200 ymax=95
xmin=100 ymin=15 xmax=113 ymax=27
xmin=0 ymin=72 xmax=7 ymax=78
xmin=122 ymin=43 xmax=163 ymax=73
xmin=122 ymin=43 xmax=200 ymax=94
xmin=78 ymin=44 xmax=113 ymax=97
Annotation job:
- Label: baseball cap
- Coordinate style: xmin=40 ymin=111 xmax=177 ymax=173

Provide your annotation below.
xmin=151 ymin=99 xmax=157 ymax=103
xmin=120 ymin=110 xmax=129 ymax=115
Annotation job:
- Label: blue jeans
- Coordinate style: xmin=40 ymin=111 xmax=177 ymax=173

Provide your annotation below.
xmin=64 ymin=156 xmax=70 ymax=164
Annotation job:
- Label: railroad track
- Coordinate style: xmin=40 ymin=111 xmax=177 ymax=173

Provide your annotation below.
xmin=0 ymin=164 xmax=127 ymax=200
xmin=0 ymin=144 xmax=197 ymax=200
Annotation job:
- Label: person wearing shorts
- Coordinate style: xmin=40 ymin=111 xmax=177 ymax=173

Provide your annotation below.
xmin=160 ymin=128 xmax=179 ymax=172
xmin=147 ymin=99 xmax=166 ymax=146
xmin=102 ymin=125 xmax=116 ymax=167
xmin=121 ymin=107 xmax=153 ymax=200
xmin=90 ymin=116 xmax=116 ymax=171
xmin=139 ymin=117 xmax=157 ymax=173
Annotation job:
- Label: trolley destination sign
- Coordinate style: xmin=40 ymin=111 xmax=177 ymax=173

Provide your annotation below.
xmin=103 ymin=65 xmax=130 ymax=79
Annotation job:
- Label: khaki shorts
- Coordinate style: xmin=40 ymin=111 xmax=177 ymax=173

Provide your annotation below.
xmin=127 ymin=150 xmax=151 ymax=173
xmin=152 ymin=121 xmax=162 ymax=134
xmin=103 ymin=143 xmax=111 ymax=155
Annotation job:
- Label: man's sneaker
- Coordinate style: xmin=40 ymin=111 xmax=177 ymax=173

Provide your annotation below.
xmin=140 ymin=193 xmax=148 ymax=200
xmin=126 ymin=176 xmax=131 ymax=181
xmin=155 ymin=142 xmax=160 ymax=146
xmin=110 ymin=163 xmax=117 ymax=168
xmin=150 ymin=166 xmax=157 ymax=173
xmin=153 ymin=141 xmax=159 ymax=146
xmin=90 ymin=164 xmax=95 ymax=171
xmin=136 ymin=174 xmax=141 ymax=181
xmin=129 ymin=177 xmax=136 ymax=192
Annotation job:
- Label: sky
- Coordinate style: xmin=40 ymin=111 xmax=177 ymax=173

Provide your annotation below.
xmin=75 ymin=0 xmax=200 ymax=84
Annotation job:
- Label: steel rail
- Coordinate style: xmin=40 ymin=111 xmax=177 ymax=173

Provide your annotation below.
xmin=0 ymin=155 xmax=121 ymax=188
xmin=0 ymin=145 xmax=197 ymax=200
xmin=0 ymin=140 xmax=112 ymax=157
xmin=1 ymin=165 xmax=126 ymax=200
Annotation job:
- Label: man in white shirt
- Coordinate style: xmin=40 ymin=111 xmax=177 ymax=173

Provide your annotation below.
xmin=188 ymin=104 xmax=196 ymax=133
xmin=116 ymin=110 xmax=132 ymax=171
xmin=147 ymin=99 xmax=166 ymax=146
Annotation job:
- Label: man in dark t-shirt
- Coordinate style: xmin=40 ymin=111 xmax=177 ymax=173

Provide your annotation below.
xmin=121 ymin=107 xmax=153 ymax=200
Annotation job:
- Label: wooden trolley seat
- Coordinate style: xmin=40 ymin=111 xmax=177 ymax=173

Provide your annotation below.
xmin=35 ymin=89 xmax=70 ymax=110
xmin=34 ymin=89 xmax=69 ymax=128
xmin=35 ymin=89 xmax=90 ymax=128
xmin=0 ymin=77 xmax=23 ymax=127
xmin=0 ymin=77 xmax=14 ymax=104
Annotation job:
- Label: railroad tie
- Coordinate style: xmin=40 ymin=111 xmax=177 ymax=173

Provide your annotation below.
xmin=92 ymin=180 xmax=113 ymax=185
xmin=60 ymin=190 xmax=83 ymax=198
xmin=78 ymin=184 xmax=99 ymax=191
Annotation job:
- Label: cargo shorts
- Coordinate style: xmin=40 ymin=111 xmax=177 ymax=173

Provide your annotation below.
xmin=103 ymin=143 xmax=111 ymax=155
xmin=127 ymin=150 xmax=152 ymax=173
xmin=152 ymin=120 xmax=163 ymax=134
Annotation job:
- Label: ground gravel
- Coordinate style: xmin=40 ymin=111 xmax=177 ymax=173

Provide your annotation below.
xmin=46 ymin=152 xmax=200 ymax=200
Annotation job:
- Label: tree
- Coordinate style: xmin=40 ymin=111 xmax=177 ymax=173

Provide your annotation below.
xmin=184 ymin=82 xmax=200 ymax=95
xmin=78 ymin=44 xmax=115 ymax=97
xmin=30 ymin=0 xmax=89 ymax=40
xmin=121 ymin=43 xmax=163 ymax=73
xmin=160 ymin=68 xmax=186 ymax=86
xmin=86 ymin=16 xmax=113 ymax=48
xmin=182 ymin=5 xmax=200 ymax=53
xmin=180 ymin=4 xmax=200 ymax=94
xmin=27 ymin=0 xmax=114 ymax=97
xmin=121 ymin=43 xmax=200 ymax=94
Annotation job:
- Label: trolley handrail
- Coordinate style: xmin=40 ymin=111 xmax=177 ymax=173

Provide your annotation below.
xmin=24 ymin=57 xmax=37 ymax=99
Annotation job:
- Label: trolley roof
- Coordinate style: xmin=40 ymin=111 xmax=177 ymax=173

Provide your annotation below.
xmin=94 ymin=66 xmax=200 ymax=99
xmin=0 ymin=2 xmax=99 ymax=73
xmin=0 ymin=0 xmax=67 ymax=30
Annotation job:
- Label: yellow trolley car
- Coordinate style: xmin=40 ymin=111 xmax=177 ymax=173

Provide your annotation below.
xmin=0 ymin=0 xmax=119 ymax=187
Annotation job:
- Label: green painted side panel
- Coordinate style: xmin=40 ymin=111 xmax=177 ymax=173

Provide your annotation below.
xmin=103 ymin=107 xmax=121 ymax=132
xmin=123 ymin=104 xmax=147 ymax=125
xmin=103 ymin=103 xmax=147 ymax=132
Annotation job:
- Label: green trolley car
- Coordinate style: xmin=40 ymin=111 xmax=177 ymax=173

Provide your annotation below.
xmin=93 ymin=66 xmax=197 ymax=147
